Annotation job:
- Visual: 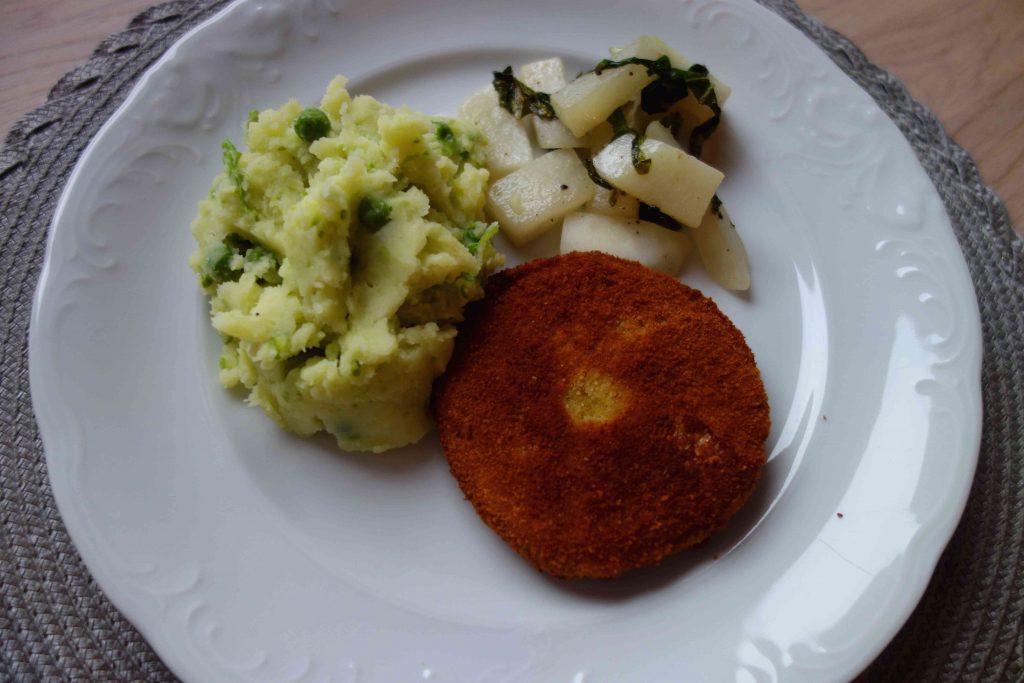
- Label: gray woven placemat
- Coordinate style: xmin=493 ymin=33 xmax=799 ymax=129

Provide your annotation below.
xmin=1 ymin=1 xmax=1021 ymax=680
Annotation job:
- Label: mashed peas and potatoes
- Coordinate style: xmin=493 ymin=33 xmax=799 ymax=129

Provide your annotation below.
xmin=190 ymin=77 xmax=502 ymax=452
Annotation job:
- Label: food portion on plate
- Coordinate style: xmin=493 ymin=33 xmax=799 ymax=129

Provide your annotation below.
xmin=433 ymin=252 xmax=769 ymax=578
xmin=459 ymin=35 xmax=750 ymax=290
xmin=189 ymin=36 xmax=767 ymax=577
xmin=189 ymin=77 xmax=502 ymax=453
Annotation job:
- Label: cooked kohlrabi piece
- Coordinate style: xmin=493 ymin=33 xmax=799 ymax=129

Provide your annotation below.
xmin=486 ymin=149 xmax=595 ymax=246
xmin=591 ymin=134 xmax=722 ymax=228
xmin=666 ymin=93 xmax=718 ymax=147
xmin=611 ymin=35 xmax=731 ymax=105
xmin=531 ymin=119 xmax=581 ymax=149
xmin=621 ymin=98 xmax=654 ymax=136
xmin=517 ymin=59 xmax=586 ymax=150
xmin=585 ymin=121 xmax=614 ymax=154
xmin=584 ymin=186 xmax=640 ymax=218
xmin=550 ymin=65 xmax=656 ymax=138
xmin=560 ymin=211 xmax=691 ymax=275
xmin=458 ymin=87 xmax=533 ymax=178
xmin=518 ymin=57 xmax=566 ymax=92
xmin=692 ymin=199 xmax=750 ymax=291
xmin=643 ymin=120 xmax=679 ymax=147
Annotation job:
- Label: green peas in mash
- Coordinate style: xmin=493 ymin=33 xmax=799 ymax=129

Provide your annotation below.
xmin=190 ymin=77 xmax=503 ymax=452
xmin=293 ymin=106 xmax=332 ymax=143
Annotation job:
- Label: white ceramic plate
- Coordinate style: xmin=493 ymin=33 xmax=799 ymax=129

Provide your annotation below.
xmin=30 ymin=0 xmax=983 ymax=681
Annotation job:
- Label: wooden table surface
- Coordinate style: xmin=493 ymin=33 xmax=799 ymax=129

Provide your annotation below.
xmin=1 ymin=0 xmax=1021 ymax=238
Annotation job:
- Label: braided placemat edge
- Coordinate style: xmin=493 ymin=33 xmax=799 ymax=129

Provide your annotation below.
xmin=1 ymin=1 xmax=1021 ymax=681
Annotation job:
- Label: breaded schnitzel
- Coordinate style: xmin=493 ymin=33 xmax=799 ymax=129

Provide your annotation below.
xmin=432 ymin=251 xmax=770 ymax=579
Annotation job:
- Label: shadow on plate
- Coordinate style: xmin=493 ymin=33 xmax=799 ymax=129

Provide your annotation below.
xmin=304 ymin=429 xmax=438 ymax=478
xmin=543 ymin=455 xmax=779 ymax=602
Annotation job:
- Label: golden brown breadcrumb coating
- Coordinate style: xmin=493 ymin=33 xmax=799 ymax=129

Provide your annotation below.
xmin=432 ymin=251 xmax=770 ymax=579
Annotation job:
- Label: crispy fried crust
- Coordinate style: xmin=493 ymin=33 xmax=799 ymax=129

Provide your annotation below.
xmin=432 ymin=252 xmax=770 ymax=579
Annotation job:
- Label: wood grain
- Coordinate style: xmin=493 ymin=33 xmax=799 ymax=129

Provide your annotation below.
xmin=0 ymin=0 xmax=154 ymax=132
xmin=798 ymin=0 xmax=1024 ymax=235
xmin=1 ymin=0 xmax=1021 ymax=235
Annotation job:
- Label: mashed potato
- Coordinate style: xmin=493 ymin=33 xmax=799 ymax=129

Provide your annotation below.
xmin=190 ymin=77 xmax=502 ymax=452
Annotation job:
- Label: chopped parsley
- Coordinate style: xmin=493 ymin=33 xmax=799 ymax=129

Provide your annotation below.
xmin=607 ymin=107 xmax=651 ymax=175
xmin=585 ymin=158 xmax=614 ymax=189
xmin=244 ymin=245 xmax=282 ymax=285
xmin=461 ymin=222 xmax=500 ymax=255
xmin=591 ymin=55 xmax=721 ymax=157
xmin=492 ymin=66 xmax=557 ymax=120
xmin=659 ymin=112 xmax=683 ymax=137
xmin=221 ymin=139 xmax=251 ymax=210
xmin=434 ymin=121 xmax=467 ymax=160
xmin=200 ymin=243 xmax=235 ymax=288
xmin=638 ymin=203 xmax=683 ymax=231
xmin=631 ymin=136 xmax=652 ymax=174
xmin=200 ymin=233 xmax=280 ymax=288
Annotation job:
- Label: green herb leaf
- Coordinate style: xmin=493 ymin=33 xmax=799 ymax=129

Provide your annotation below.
xmin=606 ymin=107 xmax=651 ymax=175
xmin=584 ymin=158 xmax=614 ymax=189
xmin=492 ymin=66 xmax=556 ymax=120
xmin=202 ymin=234 xmax=281 ymax=288
xmin=244 ymin=245 xmax=282 ymax=285
xmin=688 ymin=113 xmax=720 ymax=159
xmin=221 ymin=139 xmax=251 ymax=210
xmin=477 ymin=223 xmax=499 ymax=255
xmin=638 ymin=203 xmax=683 ymax=231
xmin=588 ymin=56 xmax=722 ymax=157
xmin=631 ymin=135 xmax=652 ymax=175
xmin=244 ymin=245 xmax=272 ymax=263
xmin=710 ymin=194 xmax=724 ymax=220
xmin=434 ymin=121 xmax=467 ymax=160
xmin=679 ymin=64 xmax=721 ymax=157
xmin=639 ymin=76 xmax=688 ymax=114
xmin=201 ymin=243 xmax=237 ymax=286
xmin=659 ymin=112 xmax=683 ymax=137
xmin=607 ymin=107 xmax=632 ymax=139
xmin=461 ymin=222 xmax=499 ymax=255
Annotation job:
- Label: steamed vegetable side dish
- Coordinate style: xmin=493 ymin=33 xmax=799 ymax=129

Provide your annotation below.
xmin=462 ymin=36 xmax=750 ymax=290
xmin=190 ymin=77 xmax=502 ymax=452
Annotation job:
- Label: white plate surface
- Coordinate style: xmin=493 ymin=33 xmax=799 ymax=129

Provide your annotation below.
xmin=30 ymin=0 xmax=983 ymax=681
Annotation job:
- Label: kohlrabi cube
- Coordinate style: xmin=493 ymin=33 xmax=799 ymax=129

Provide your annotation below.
xmin=610 ymin=35 xmax=731 ymax=105
xmin=458 ymin=87 xmax=533 ymax=178
xmin=550 ymin=66 xmax=656 ymax=138
xmin=560 ymin=211 xmax=691 ymax=275
xmin=486 ymin=149 xmax=595 ymax=246
xmin=692 ymin=200 xmax=750 ymax=291
xmin=592 ymin=134 xmax=722 ymax=228
xmin=584 ymin=186 xmax=640 ymax=218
